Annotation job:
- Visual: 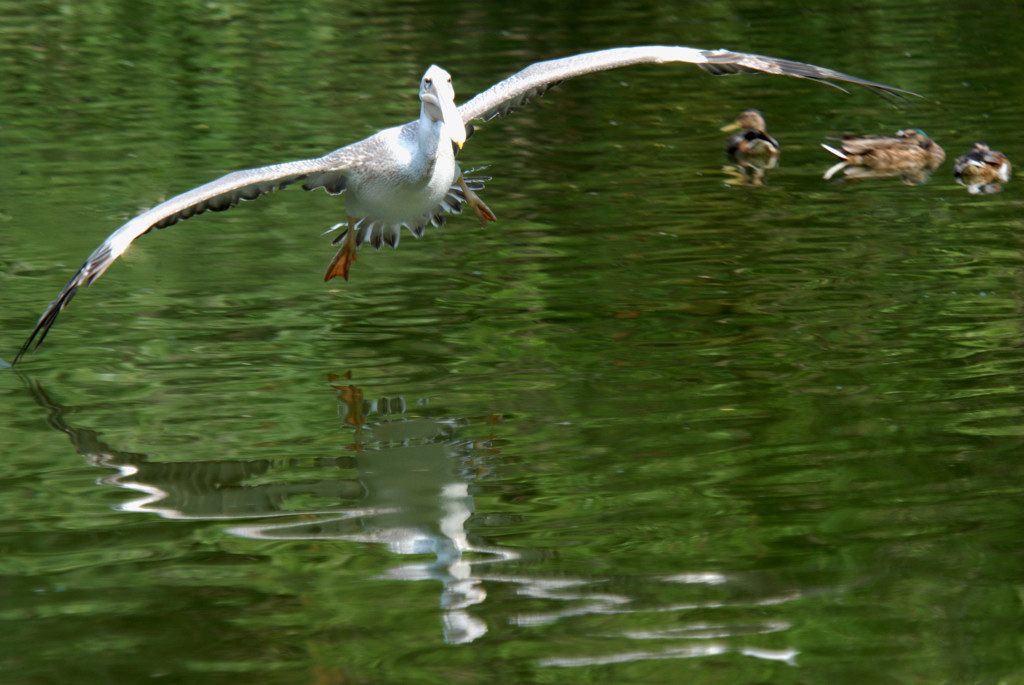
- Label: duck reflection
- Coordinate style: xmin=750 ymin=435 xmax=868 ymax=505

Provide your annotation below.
xmin=821 ymin=128 xmax=945 ymax=185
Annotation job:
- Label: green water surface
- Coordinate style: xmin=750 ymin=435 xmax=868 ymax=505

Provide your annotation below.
xmin=3 ymin=1 xmax=1024 ymax=683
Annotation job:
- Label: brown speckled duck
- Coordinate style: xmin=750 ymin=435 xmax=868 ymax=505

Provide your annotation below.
xmin=953 ymin=142 xmax=1011 ymax=194
xmin=822 ymin=129 xmax=945 ymax=184
xmin=722 ymin=109 xmax=780 ymax=162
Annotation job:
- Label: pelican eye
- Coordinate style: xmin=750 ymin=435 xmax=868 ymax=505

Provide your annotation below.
xmin=424 ymin=77 xmax=432 ymax=86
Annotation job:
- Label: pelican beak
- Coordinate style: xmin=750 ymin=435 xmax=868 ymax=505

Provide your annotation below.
xmin=441 ymin=94 xmax=466 ymax=150
xmin=421 ymin=65 xmax=466 ymax=149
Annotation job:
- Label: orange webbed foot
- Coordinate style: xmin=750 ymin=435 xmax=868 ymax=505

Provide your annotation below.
xmin=324 ymin=217 xmax=358 ymax=282
xmin=459 ymin=174 xmax=497 ymax=227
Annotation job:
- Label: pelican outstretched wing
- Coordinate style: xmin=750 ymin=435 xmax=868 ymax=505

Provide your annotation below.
xmin=458 ymin=46 xmax=916 ymax=123
xmin=14 ymin=149 xmax=358 ymax=363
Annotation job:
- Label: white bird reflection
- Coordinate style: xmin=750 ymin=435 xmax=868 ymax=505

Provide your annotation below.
xmin=22 ymin=372 xmax=815 ymax=660
xmin=23 ymin=370 xmax=514 ymax=644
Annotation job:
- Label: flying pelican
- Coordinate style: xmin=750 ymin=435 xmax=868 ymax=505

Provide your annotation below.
xmin=13 ymin=46 xmax=915 ymax=364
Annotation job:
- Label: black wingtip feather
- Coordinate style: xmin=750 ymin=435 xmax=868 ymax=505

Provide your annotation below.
xmin=698 ymin=50 xmax=921 ymax=104
xmin=12 ymin=280 xmax=82 ymax=366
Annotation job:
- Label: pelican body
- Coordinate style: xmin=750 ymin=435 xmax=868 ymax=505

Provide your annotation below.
xmin=14 ymin=46 xmax=915 ymax=363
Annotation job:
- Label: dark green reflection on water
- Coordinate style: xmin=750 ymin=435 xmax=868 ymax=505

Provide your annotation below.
xmin=4 ymin=0 xmax=1024 ymax=683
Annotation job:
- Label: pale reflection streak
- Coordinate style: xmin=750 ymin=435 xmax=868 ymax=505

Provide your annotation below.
xmin=823 ymin=161 xmax=941 ymax=186
xmin=22 ymin=371 xmax=509 ymax=645
xmin=496 ymin=572 xmax=797 ymax=668
xmin=22 ymin=373 xmax=805 ymax=662
xmin=224 ymin=372 xmax=519 ymax=646
xmin=542 ymin=645 xmax=798 ymax=669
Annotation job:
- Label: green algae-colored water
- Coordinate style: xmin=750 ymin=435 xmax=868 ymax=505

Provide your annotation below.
xmin=3 ymin=1 xmax=1024 ymax=682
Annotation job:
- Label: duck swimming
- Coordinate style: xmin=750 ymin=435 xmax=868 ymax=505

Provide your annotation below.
xmin=822 ymin=129 xmax=945 ymax=183
xmin=953 ymin=142 xmax=1011 ymax=194
xmin=722 ymin=109 xmax=780 ymax=162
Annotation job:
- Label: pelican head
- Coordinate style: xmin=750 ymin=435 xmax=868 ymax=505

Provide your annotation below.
xmin=420 ymin=65 xmax=466 ymax=149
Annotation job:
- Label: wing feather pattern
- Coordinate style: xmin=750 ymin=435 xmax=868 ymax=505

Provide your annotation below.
xmin=14 ymin=151 xmax=357 ymax=362
xmin=458 ymin=46 xmax=915 ymax=124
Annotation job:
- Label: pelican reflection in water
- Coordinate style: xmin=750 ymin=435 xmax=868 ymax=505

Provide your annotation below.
xmin=13 ymin=46 xmax=915 ymax=363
